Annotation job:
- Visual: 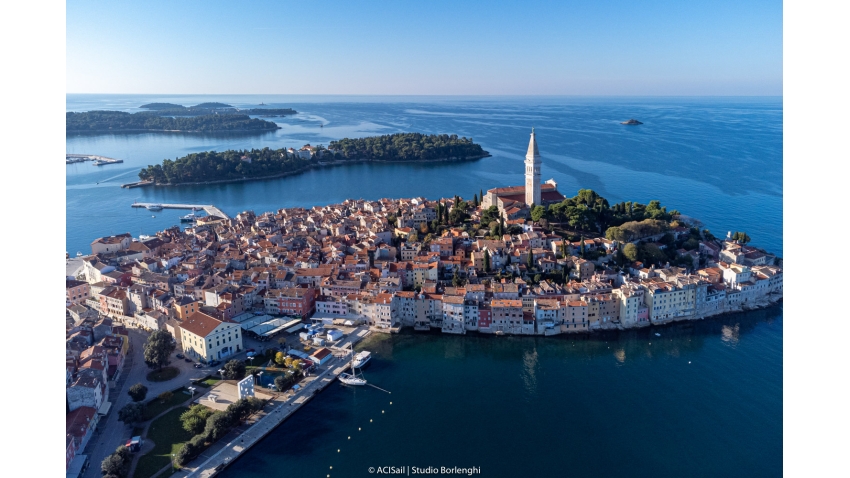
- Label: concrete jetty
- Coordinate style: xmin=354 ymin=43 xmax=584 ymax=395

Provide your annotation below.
xmin=131 ymin=203 xmax=229 ymax=219
xmin=175 ymin=327 xmax=372 ymax=477
xmin=66 ymin=154 xmax=123 ymax=165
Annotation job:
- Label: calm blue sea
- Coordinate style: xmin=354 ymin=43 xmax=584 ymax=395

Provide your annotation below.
xmin=66 ymin=95 xmax=782 ymax=477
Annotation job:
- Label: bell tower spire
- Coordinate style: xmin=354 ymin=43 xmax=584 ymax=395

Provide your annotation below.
xmin=525 ymin=128 xmax=541 ymax=206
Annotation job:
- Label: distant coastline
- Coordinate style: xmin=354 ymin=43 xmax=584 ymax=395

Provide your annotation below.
xmin=149 ymin=153 xmax=491 ymax=186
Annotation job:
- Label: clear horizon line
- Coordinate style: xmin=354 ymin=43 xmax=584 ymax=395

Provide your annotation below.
xmin=66 ymin=92 xmax=784 ymax=98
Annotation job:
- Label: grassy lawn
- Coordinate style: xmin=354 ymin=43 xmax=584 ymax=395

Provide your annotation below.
xmin=135 ymin=407 xmax=193 ymax=478
xmin=194 ymin=376 xmax=220 ymax=388
xmin=143 ymin=387 xmax=190 ymax=421
xmin=147 ymin=366 xmax=180 ymax=382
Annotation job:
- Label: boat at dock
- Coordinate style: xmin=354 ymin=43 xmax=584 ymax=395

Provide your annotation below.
xmin=146 ymin=204 xmax=163 ymax=211
xmin=339 ymin=343 xmax=367 ymax=386
xmin=352 ymin=351 xmax=371 ymax=368
xmin=180 ymin=208 xmax=203 ymax=222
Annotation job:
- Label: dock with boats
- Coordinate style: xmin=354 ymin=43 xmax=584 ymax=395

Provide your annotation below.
xmin=131 ymin=202 xmax=230 ymax=219
xmin=66 ymin=154 xmax=124 ymax=166
xmin=176 ymin=327 xmax=373 ymax=478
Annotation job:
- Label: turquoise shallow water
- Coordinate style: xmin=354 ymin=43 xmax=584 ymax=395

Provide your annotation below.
xmin=66 ymin=95 xmax=782 ymax=476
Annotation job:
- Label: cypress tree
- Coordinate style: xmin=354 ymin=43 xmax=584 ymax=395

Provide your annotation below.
xmin=483 ymin=250 xmax=491 ymax=272
xmin=526 ymin=248 xmax=534 ymax=271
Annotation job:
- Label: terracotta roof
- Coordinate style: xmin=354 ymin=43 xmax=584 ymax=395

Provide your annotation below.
xmin=180 ymin=311 xmax=223 ymax=338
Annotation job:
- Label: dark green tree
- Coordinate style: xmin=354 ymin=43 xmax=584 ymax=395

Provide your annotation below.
xmin=143 ymin=330 xmax=175 ymax=371
xmin=127 ymin=383 xmax=148 ymax=402
xmin=526 ymin=249 xmax=535 ymax=271
xmin=117 ymin=402 xmax=144 ymax=426
xmin=222 ymin=359 xmax=246 ymax=380
xmin=203 ymin=412 xmax=232 ymax=442
xmin=101 ymin=454 xmax=125 ymax=477
xmin=732 ymin=231 xmax=751 ymax=244
xmin=531 ymin=205 xmax=546 ymax=222
xmin=622 ymin=243 xmax=639 ymax=262
xmin=483 ymin=250 xmax=491 ymax=273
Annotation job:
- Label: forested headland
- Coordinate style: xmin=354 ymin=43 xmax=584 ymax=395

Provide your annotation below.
xmin=66 ymin=111 xmax=281 ymax=133
xmin=67 ymin=102 xmax=297 ymax=133
xmin=137 ymin=133 xmax=489 ymax=185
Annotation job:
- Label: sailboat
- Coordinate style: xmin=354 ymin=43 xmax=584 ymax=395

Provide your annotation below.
xmin=339 ymin=343 xmax=366 ymax=386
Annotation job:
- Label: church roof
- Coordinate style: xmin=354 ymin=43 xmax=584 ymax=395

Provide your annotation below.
xmin=488 ymin=183 xmax=560 ymax=196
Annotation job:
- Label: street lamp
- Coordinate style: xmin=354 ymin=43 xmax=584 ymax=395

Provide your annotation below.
xmin=257 ymin=370 xmax=264 ymax=388
xmin=218 ymin=368 xmax=225 ymax=378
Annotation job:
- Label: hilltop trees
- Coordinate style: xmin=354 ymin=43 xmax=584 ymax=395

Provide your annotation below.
xmin=731 ymin=231 xmax=751 ymax=244
xmin=67 ymin=111 xmax=279 ymax=133
xmin=327 ymin=133 xmax=485 ymax=162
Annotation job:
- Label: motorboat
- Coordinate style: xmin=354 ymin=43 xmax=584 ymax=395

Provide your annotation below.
xmin=146 ymin=204 xmax=163 ymax=211
xmin=180 ymin=207 xmax=204 ymax=222
xmin=352 ymin=351 xmax=371 ymax=368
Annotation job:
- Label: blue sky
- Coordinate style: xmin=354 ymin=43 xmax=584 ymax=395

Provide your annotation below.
xmin=66 ymin=0 xmax=782 ymax=95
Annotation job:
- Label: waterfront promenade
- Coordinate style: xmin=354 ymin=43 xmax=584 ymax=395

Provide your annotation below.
xmin=175 ymin=327 xmax=372 ymax=477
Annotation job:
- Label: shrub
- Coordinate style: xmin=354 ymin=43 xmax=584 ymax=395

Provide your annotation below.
xmin=127 ymin=383 xmax=148 ymax=402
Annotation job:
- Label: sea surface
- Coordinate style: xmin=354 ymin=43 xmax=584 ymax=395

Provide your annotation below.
xmin=66 ymin=95 xmax=782 ymax=477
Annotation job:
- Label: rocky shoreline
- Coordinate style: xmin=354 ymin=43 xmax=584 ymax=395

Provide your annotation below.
xmin=147 ymin=153 xmax=491 ymax=187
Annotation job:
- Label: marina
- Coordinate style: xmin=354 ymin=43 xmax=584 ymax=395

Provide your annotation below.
xmin=66 ymin=153 xmax=124 ymax=165
xmin=131 ymin=202 xmax=230 ymax=219
xmin=177 ymin=327 xmax=374 ymax=477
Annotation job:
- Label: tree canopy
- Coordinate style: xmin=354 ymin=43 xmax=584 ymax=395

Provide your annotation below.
xmin=222 ymin=359 xmax=246 ymax=380
xmin=328 ymin=133 xmax=486 ymax=161
xmin=66 ymin=111 xmax=281 ymax=133
xmin=127 ymin=383 xmax=148 ymax=402
xmin=143 ymin=330 xmax=175 ymax=370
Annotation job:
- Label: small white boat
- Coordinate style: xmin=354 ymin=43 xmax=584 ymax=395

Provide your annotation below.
xmin=352 ymin=351 xmax=371 ymax=368
xmin=146 ymin=204 xmax=163 ymax=211
xmin=76 ymin=251 xmax=82 ymax=257
xmin=655 ymin=333 xmax=661 ymax=337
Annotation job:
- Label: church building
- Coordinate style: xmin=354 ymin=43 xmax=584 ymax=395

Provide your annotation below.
xmin=481 ymin=128 xmax=565 ymax=219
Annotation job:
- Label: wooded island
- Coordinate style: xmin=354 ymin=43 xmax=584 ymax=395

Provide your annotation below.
xmin=137 ymin=133 xmax=489 ymax=185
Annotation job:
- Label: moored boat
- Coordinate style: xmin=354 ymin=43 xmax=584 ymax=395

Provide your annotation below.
xmin=352 ymin=351 xmax=371 ymax=368
xmin=146 ymin=204 xmax=163 ymax=211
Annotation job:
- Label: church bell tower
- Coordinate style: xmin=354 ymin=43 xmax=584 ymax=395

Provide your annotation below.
xmin=525 ymin=128 xmax=541 ymax=206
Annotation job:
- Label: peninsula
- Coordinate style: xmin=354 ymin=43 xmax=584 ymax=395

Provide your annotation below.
xmin=70 ymin=130 xmax=781 ymax=476
xmin=137 ymin=133 xmax=490 ymax=185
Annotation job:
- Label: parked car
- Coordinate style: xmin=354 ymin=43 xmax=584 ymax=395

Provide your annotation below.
xmin=194 ymin=363 xmax=202 ymax=368
xmin=176 ymin=353 xmax=185 ymax=359
xmin=184 ymin=358 xmax=193 ymax=363
xmin=209 ymin=360 xmax=220 ymax=367
xmin=246 ymin=348 xmax=255 ymax=353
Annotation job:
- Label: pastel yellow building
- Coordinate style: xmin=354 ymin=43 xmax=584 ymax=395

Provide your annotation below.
xmin=179 ymin=311 xmax=243 ymax=363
